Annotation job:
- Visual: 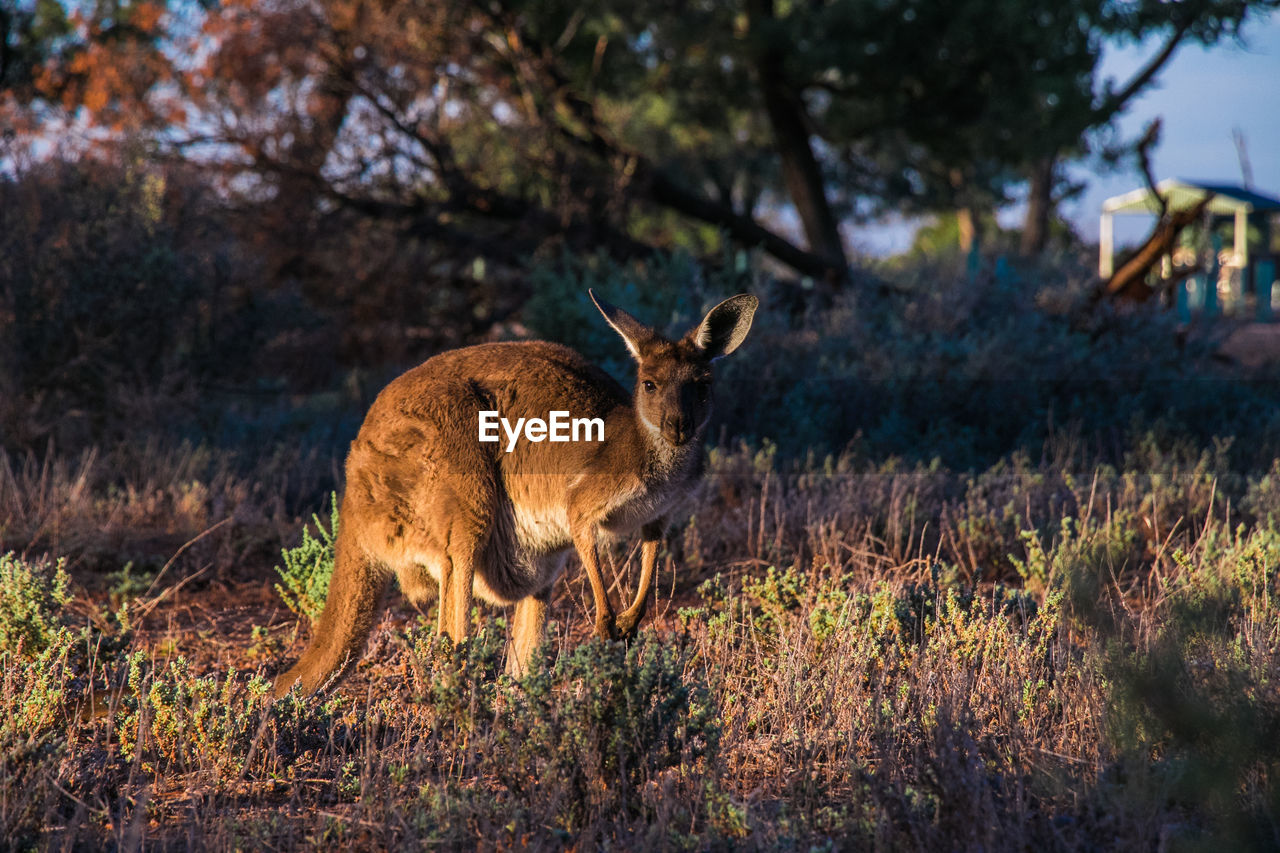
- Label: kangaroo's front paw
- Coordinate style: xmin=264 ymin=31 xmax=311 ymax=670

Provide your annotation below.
xmin=615 ymin=609 xmax=643 ymax=639
xmin=594 ymin=615 xmax=617 ymax=641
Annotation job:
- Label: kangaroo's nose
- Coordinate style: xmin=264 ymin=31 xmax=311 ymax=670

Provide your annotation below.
xmin=663 ymin=417 xmax=689 ymax=446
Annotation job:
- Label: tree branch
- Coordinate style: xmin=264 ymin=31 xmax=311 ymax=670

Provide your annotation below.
xmin=1134 ymin=118 xmax=1166 ymax=218
xmin=1094 ymin=19 xmax=1193 ymax=121
xmin=1102 ymin=194 xmax=1211 ymax=302
xmin=487 ymin=8 xmax=845 ymax=281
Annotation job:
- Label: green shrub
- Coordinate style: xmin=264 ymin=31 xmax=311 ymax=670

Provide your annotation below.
xmin=113 ymin=653 xmax=278 ymax=774
xmin=1099 ymin=563 xmax=1280 ymax=850
xmin=0 ymin=552 xmax=71 ymax=657
xmin=0 ymin=553 xmax=81 ymax=765
xmin=499 ymin=631 xmax=720 ymax=830
xmin=391 ymin=617 xmax=723 ymax=840
xmin=0 ymin=622 xmax=76 ymax=750
xmin=274 ymin=493 xmax=339 ymax=623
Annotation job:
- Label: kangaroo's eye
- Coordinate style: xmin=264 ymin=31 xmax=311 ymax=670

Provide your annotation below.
xmin=643 ymin=380 xmax=657 ymax=393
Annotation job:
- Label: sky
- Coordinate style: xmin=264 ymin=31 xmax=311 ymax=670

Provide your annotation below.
xmin=854 ymin=12 xmax=1280 ymax=256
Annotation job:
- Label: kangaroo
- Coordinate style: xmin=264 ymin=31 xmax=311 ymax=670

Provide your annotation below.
xmin=273 ymin=290 xmax=757 ymax=696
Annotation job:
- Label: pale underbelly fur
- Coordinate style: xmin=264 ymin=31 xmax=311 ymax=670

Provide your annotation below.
xmin=439 ymin=480 xmax=683 ymax=606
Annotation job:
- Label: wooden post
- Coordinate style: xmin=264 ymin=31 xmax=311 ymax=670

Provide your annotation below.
xmin=1258 ymin=259 xmax=1276 ymax=323
xmin=1204 ymin=236 xmax=1221 ymax=319
xmin=1099 ymin=212 xmax=1115 ymax=278
xmin=1235 ymin=207 xmax=1249 ymax=315
xmin=1235 ymin=207 xmax=1249 ymax=271
xmin=966 ymin=240 xmax=981 ymax=281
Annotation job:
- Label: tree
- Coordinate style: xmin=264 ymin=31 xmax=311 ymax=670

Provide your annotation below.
xmin=1 ymin=0 xmax=71 ymax=143
xmin=11 ymin=0 xmax=1278 ymax=281
xmin=1016 ymin=0 xmax=1279 ymax=256
xmin=501 ymin=0 xmax=1277 ymax=259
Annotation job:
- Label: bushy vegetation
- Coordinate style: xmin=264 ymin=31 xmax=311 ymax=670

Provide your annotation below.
xmin=0 ymin=552 xmax=70 ymax=656
xmin=4 ymin=439 xmax=1280 ymax=849
xmin=274 ymin=493 xmax=340 ymax=623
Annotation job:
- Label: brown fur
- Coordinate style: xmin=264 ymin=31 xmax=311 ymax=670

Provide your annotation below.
xmin=273 ymin=291 xmax=757 ymax=696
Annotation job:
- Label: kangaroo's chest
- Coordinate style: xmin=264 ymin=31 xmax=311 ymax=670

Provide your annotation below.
xmin=511 ymin=501 xmax=572 ymax=555
xmin=481 ymin=457 xmax=697 ymax=603
xmin=598 ymin=466 xmax=697 ymax=537
xmin=506 ymin=469 xmax=691 ymax=554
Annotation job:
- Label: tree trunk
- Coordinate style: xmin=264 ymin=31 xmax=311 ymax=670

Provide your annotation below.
xmin=497 ymin=13 xmax=848 ymax=283
xmin=1101 ymin=195 xmax=1213 ymax=302
xmin=956 ymin=207 xmax=983 ymax=254
xmin=1020 ymin=154 xmax=1056 ymax=256
xmin=749 ymin=0 xmax=848 ymax=281
xmin=758 ymin=78 xmax=847 ymax=271
xmin=948 ymin=168 xmax=985 ymax=254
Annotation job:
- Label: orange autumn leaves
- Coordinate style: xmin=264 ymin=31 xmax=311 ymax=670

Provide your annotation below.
xmin=29 ymin=1 xmax=176 ymax=130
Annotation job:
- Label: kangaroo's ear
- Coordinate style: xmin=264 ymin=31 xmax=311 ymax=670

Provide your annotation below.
xmin=689 ymin=294 xmax=758 ymax=360
xmin=590 ymin=289 xmax=654 ymax=360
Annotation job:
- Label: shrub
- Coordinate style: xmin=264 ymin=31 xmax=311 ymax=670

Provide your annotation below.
xmin=394 ymin=619 xmax=725 ymax=843
xmin=0 ymin=552 xmax=71 ymax=657
xmin=0 ymin=158 xmax=343 ymax=458
xmin=0 ymin=553 xmax=79 ymax=768
xmin=113 ymin=653 xmax=279 ymax=775
xmin=1095 ymin=530 xmax=1280 ymax=850
xmin=274 ymin=493 xmax=339 ymax=623
xmin=0 ymin=621 xmax=77 ymax=749
xmin=499 ymin=632 xmax=721 ymax=833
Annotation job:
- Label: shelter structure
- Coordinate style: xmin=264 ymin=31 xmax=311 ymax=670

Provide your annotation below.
xmin=1099 ymin=179 xmax=1280 ymax=320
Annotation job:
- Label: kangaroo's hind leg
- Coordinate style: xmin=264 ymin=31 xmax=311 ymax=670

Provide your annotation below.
xmin=507 ymin=587 xmax=553 ymax=677
xmin=427 ymin=411 xmax=501 ymax=646
xmin=438 ymin=543 xmax=477 ymax=644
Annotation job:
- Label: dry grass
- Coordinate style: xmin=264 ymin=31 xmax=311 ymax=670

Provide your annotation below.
xmin=0 ymin=442 xmax=335 ymax=580
xmin=2 ymin=440 xmax=1279 ymax=850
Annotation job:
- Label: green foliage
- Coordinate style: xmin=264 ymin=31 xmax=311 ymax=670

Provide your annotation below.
xmin=402 ymin=616 xmax=508 ymax=730
xmin=502 ymin=632 xmax=720 ymax=830
xmin=366 ymin=618 xmax=727 ymax=844
xmin=0 ymin=552 xmax=139 ymax=762
xmin=274 ymin=493 xmax=339 ymax=623
xmin=8 ymin=441 xmax=1280 ymax=847
xmin=0 ymin=552 xmax=70 ymax=657
xmin=0 ymin=159 xmax=338 ymax=457
xmin=1093 ymin=535 xmax=1280 ymax=849
xmin=743 ymin=565 xmax=854 ymax=645
xmin=505 ymin=0 xmax=1273 ymax=241
xmin=114 ymin=654 xmax=277 ymax=774
xmin=105 ymin=561 xmax=155 ymax=611
xmin=1012 ymin=513 xmax=1143 ymax=604
xmin=0 ymin=620 xmax=75 ymax=751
